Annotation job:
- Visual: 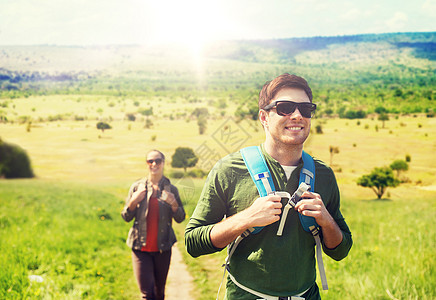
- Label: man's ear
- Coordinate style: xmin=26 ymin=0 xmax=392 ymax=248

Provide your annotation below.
xmin=259 ymin=109 xmax=268 ymax=128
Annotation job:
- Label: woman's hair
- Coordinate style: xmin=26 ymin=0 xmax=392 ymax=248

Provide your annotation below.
xmin=147 ymin=149 xmax=165 ymax=161
xmin=258 ymin=73 xmax=313 ymax=109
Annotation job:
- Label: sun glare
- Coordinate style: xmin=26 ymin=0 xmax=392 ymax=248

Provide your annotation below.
xmin=140 ymin=0 xmax=232 ymax=83
xmin=147 ymin=1 xmax=226 ymax=51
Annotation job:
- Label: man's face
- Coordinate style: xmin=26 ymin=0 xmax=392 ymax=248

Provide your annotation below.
xmin=260 ymin=87 xmax=312 ymax=147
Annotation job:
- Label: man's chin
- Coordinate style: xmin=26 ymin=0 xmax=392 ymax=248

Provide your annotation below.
xmin=281 ymin=135 xmax=308 ymax=146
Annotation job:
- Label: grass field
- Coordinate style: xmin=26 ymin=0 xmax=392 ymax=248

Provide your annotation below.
xmin=1 ymin=94 xmax=435 ymax=299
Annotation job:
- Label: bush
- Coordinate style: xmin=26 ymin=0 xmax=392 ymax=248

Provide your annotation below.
xmin=169 ymin=171 xmax=184 ymax=179
xmin=187 ymin=169 xmax=207 ymax=178
xmin=96 ymin=121 xmax=111 ymax=133
xmin=0 ymin=138 xmax=34 ymax=178
xmin=342 ymin=109 xmax=367 ymax=119
xmin=126 ymin=113 xmax=136 ymax=121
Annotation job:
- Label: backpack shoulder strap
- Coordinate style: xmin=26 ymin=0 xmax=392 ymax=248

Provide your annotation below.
xmin=300 ymin=150 xmax=315 ymax=187
xmin=240 ymin=146 xmax=275 ymax=196
xmin=299 ymin=152 xmax=328 ymax=290
xmin=299 ymin=151 xmax=319 ymax=233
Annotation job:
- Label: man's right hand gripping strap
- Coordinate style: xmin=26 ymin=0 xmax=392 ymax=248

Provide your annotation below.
xmin=240 ymin=146 xmax=275 ymax=234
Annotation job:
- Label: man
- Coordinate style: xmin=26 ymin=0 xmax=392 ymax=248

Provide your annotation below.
xmin=185 ymin=73 xmax=352 ymax=300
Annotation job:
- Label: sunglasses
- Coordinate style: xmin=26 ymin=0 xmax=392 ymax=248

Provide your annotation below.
xmin=263 ymin=100 xmax=317 ymax=118
xmin=146 ymin=158 xmax=163 ymax=165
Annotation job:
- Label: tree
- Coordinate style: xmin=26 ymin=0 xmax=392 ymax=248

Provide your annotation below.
xmin=0 ymin=138 xmax=34 ymax=178
xmin=192 ymin=107 xmax=209 ymax=118
xmin=125 ymin=113 xmax=136 ymax=121
xmin=171 ymin=147 xmax=198 ymax=172
xmin=234 ymin=101 xmax=259 ymax=121
xmin=139 ymin=107 xmax=153 ymax=117
xmin=378 ymin=113 xmax=389 ymax=128
xmin=329 ymin=146 xmax=339 ymax=166
xmin=390 ymin=159 xmax=409 ymax=178
xmin=357 ymin=167 xmax=400 ymax=199
xmin=198 ymin=116 xmax=207 ymax=135
xmin=96 ymin=121 xmax=111 ymax=133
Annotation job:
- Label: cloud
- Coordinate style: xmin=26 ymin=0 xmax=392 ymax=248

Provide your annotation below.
xmin=422 ymin=0 xmax=436 ymax=17
xmin=341 ymin=8 xmax=361 ymax=20
xmin=385 ymin=12 xmax=408 ymax=31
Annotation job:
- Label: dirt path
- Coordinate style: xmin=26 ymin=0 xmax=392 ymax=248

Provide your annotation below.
xmin=166 ymin=244 xmax=195 ymax=299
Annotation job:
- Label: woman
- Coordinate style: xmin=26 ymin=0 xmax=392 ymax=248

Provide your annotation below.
xmin=121 ymin=150 xmax=186 ymax=300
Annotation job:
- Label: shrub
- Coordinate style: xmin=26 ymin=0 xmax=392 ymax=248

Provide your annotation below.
xmin=343 ymin=109 xmax=367 ymax=119
xmin=169 ymin=171 xmax=184 ymax=179
xmin=145 ymin=119 xmax=153 ymax=129
xmin=187 ymin=169 xmax=207 ymax=178
xmin=96 ymin=122 xmax=111 ymax=133
xmin=0 ymin=138 xmax=34 ymax=178
xmin=126 ymin=113 xmax=136 ymax=121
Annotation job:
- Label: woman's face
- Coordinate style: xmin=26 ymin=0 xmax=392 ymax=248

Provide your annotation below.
xmin=146 ymin=151 xmax=164 ymax=177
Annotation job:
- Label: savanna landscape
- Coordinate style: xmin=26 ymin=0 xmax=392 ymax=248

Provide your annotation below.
xmin=0 ymin=32 xmax=435 ymax=299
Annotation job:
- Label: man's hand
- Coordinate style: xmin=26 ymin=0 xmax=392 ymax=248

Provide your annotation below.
xmin=294 ymin=191 xmax=333 ymax=227
xmin=295 ymin=191 xmax=343 ymax=249
xmin=241 ymin=195 xmax=283 ymax=228
xmin=210 ymin=194 xmax=282 ymax=249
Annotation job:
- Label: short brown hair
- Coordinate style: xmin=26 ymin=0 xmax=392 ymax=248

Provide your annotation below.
xmin=258 ymin=73 xmax=313 ymax=109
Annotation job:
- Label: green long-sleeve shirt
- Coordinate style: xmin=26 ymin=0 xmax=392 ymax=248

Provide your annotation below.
xmin=185 ymin=145 xmax=352 ymax=299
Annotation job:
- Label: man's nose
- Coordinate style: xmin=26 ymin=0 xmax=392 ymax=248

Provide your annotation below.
xmin=288 ymin=108 xmax=303 ymax=119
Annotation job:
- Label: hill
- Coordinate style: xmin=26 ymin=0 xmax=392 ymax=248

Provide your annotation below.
xmin=0 ymin=32 xmax=435 ymax=117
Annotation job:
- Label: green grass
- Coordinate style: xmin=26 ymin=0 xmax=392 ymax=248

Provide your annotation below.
xmin=2 ymin=178 xmax=435 ymax=299
xmin=173 ymin=184 xmax=436 ymax=300
xmin=0 ymin=180 xmax=136 ymax=299
xmin=1 ymin=96 xmax=435 ymax=300
xmin=1 ymin=35 xmax=435 ymax=299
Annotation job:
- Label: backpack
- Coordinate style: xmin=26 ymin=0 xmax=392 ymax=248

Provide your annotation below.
xmin=236 ymin=146 xmax=328 ymax=290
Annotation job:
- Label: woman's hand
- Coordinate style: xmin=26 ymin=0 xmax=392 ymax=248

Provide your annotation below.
xmin=161 ymin=190 xmax=179 ymax=212
xmin=128 ymin=183 xmax=147 ymax=211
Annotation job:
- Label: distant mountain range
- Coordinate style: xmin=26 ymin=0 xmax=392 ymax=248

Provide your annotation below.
xmin=203 ymin=32 xmax=436 ymax=62
xmin=0 ymin=32 xmax=435 ymax=117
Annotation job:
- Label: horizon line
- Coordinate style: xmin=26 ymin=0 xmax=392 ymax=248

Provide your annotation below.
xmin=0 ymin=31 xmax=434 ymax=48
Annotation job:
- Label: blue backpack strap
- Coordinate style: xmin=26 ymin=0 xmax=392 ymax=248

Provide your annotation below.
xmin=240 ymin=146 xmax=275 ymax=234
xmin=240 ymin=146 xmax=275 ymax=196
xmin=299 ymin=151 xmax=328 ymax=290
xmin=299 ymin=151 xmax=319 ymax=232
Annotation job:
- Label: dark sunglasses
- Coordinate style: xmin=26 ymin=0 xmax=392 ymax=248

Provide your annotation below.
xmin=263 ymin=100 xmax=317 ymax=118
xmin=146 ymin=158 xmax=163 ymax=165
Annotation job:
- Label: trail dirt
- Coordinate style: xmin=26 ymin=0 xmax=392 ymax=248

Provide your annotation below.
xmin=166 ymin=244 xmax=195 ymax=299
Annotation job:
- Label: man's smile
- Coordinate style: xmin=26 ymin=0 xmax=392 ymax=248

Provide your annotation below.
xmin=285 ymin=125 xmax=304 ymax=131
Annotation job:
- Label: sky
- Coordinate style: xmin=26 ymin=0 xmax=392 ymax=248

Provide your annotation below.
xmin=0 ymin=0 xmax=435 ymax=46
